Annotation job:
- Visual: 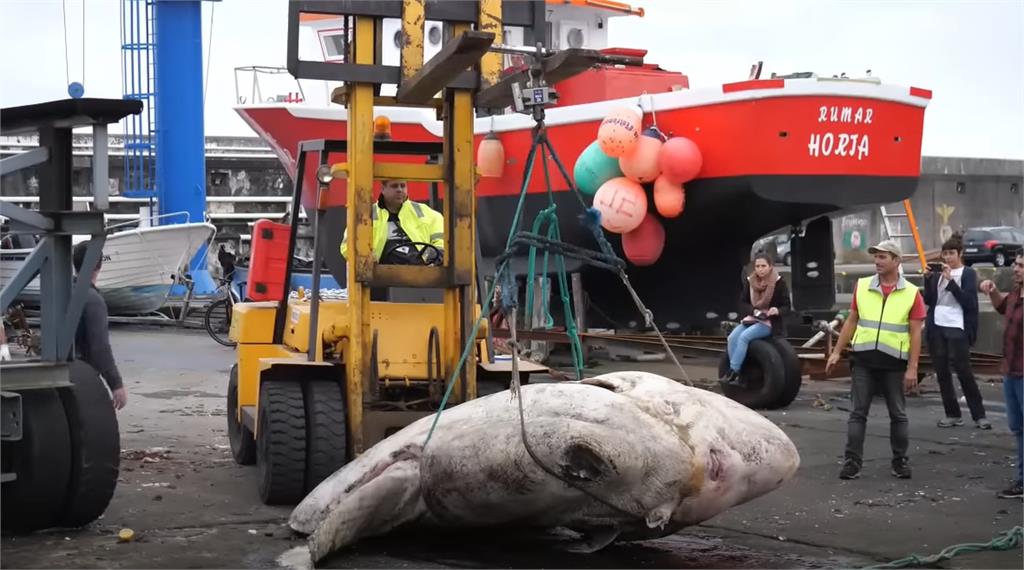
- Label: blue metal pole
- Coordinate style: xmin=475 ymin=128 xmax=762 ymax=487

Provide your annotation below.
xmin=154 ymin=0 xmax=208 ymax=277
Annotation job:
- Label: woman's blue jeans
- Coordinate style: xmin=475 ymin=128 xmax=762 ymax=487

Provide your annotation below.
xmin=727 ymin=322 xmax=772 ymax=372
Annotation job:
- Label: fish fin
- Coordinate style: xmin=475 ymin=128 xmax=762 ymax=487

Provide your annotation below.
xmin=581 ymin=372 xmax=641 ymax=393
xmin=560 ymin=526 xmax=621 ymax=554
xmin=275 ymin=546 xmax=314 ymax=570
xmin=306 ymin=458 xmax=425 ymax=563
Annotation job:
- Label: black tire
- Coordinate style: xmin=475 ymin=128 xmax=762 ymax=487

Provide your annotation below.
xmin=764 ymin=338 xmax=803 ymax=409
xmin=994 ymin=251 xmax=1006 ymax=267
xmin=227 ymin=365 xmax=257 ymax=465
xmin=205 ymin=298 xmax=236 ymax=347
xmin=718 ymin=339 xmax=786 ymax=409
xmin=57 ymin=361 xmax=121 ymax=528
xmin=303 ymin=378 xmax=348 ymax=494
xmin=782 ymin=253 xmax=791 ymax=267
xmin=257 ymin=380 xmax=307 ymax=505
xmin=1 ymin=389 xmax=73 ymax=533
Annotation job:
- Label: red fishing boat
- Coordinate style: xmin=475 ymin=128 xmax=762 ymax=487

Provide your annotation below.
xmin=234 ymin=0 xmax=930 ymax=331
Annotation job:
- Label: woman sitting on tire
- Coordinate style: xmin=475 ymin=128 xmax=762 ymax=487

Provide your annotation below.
xmin=722 ymin=251 xmax=792 ymax=386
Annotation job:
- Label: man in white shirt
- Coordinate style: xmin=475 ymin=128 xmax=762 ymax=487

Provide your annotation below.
xmin=923 ymin=233 xmax=989 ymax=429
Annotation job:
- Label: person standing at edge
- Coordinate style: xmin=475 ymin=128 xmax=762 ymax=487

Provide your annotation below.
xmin=979 ymin=251 xmax=1024 ymax=499
xmin=923 ymin=232 xmax=990 ymax=429
xmin=73 ymin=241 xmax=128 ymax=410
xmin=826 ymin=239 xmax=925 ymax=480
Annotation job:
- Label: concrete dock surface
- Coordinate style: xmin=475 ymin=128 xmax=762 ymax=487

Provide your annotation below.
xmin=1 ymin=327 xmax=1021 ymax=569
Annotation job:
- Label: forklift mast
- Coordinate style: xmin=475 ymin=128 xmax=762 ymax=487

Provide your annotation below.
xmin=277 ymin=0 xmax=545 ymax=456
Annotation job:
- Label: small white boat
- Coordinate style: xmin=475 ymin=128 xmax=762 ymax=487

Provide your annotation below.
xmin=1 ymin=220 xmax=216 ymax=316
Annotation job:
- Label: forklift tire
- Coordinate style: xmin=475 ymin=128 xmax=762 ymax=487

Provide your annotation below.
xmin=765 ymin=338 xmax=804 ymax=410
xmin=227 ymin=365 xmax=256 ymax=465
xmin=257 ymin=380 xmax=307 ymax=505
xmin=57 ymin=361 xmax=121 ymax=528
xmin=303 ymin=378 xmax=348 ymax=493
xmin=1 ymin=388 xmax=73 ymax=533
xmin=718 ymin=339 xmax=786 ymax=410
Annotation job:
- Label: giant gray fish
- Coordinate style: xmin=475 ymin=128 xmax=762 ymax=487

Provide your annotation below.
xmin=283 ymin=371 xmax=800 ymax=565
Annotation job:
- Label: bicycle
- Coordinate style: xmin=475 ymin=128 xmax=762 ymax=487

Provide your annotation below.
xmin=204 ymin=277 xmax=245 ymax=347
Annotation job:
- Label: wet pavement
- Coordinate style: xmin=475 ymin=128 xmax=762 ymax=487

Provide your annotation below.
xmin=1 ymin=327 xmax=1021 ymax=569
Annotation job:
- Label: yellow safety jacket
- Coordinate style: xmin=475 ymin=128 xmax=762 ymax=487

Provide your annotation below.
xmin=851 ymin=275 xmax=918 ymax=360
xmin=340 ymin=200 xmax=444 ymax=262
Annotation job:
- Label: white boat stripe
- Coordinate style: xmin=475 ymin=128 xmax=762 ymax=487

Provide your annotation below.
xmin=245 ymin=77 xmax=930 ymax=138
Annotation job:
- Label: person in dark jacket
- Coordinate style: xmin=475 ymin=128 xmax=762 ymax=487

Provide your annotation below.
xmin=73 ymin=241 xmax=127 ymax=410
xmin=922 ymin=233 xmax=989 ymax=429
xmin=722 ymin=251 xmax=791 ymax=386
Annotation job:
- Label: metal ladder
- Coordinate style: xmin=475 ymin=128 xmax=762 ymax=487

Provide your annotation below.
xmin=880 ymin=199 xmax=928 ymax=271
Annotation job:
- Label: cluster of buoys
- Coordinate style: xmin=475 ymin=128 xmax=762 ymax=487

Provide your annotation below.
xmin=573 ymin=105 xmax=703 ymax=266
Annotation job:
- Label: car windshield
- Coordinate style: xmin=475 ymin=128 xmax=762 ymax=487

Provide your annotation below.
xmin=964 ymin=230 xmax=991 ymax=241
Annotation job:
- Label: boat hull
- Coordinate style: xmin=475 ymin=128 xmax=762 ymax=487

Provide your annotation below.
xmin=1 ymin=222 xmax=216 ymax=316
xmin=235 ymin=78 xmax=930 ymax=331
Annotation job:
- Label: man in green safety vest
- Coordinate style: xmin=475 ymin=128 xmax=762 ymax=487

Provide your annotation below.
xmin=340 ymin=179 xmax=445 ymax=266
xmin=826 ymin=239 xmax=926 ymax=481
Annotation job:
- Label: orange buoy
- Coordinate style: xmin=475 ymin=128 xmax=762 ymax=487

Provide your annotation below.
xmin=653 ymin=175 xmax=685 ymax=218
xmin=619 ymin=127 xmax=664 ymax=184
xmin=659 ymin=136 xmax=703 ymax=184
xmin=592 ymin=176 xmax=647 ymax=234
xmin=476 ymin=132 xmax=505 ymax=178
xmin=622 ymin=214 xmax=665 ymax=266
xmin=597 ymin=106 xmax=642 ymax=158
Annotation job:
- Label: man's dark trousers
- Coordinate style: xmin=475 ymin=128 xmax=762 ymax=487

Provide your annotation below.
xmin=929 ymin=325 xmax=986 ymax=421
xmin=845 ymin=363 xmax=909 ymax=464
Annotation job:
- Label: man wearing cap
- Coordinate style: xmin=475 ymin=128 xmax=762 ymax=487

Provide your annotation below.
xmin=339 ymin=179 xmax=445 ymax=266
xmin=826 ymin=239 xmax=926 ymax=480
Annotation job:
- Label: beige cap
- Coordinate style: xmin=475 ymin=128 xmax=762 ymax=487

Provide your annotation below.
xmin=868 ymin=239 xmax=903 ymax=259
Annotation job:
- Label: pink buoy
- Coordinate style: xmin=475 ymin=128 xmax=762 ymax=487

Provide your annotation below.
xmin=597 ymin=106 xmax=642 ymax=158
xmin=619 ymin=127 xmax=664 ymax=184
xmin=622 ymin=214 xmax=666 ymax=266
xmin=653 ymin=175 xmax=685 ymax=218
xmin=659 ymin=136 xmax=703 ymax=184
xmin=592 ymin=177 xmax=647 ymax=234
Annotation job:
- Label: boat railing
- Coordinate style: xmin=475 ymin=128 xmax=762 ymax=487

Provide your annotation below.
xmin=233 ymin=65 xmax=306 ymax=105
xmin=103 ymin=210 xmax=193 ymax=232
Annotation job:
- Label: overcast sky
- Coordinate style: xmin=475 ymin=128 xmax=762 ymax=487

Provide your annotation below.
xmin=1 ymin=0 xmax=1022 ymax=159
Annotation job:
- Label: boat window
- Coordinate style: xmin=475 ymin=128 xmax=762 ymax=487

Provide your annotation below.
xmin=321 ymin=31 xmax=347 ymax=61
xmin=427 ymin=24 xmax=442 ymax=46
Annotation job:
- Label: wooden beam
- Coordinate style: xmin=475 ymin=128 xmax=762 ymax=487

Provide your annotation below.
xmin=331 ymin=86 xmax=443 ymax=111
xmin=395 ymin=30 xmax=494 ymax=104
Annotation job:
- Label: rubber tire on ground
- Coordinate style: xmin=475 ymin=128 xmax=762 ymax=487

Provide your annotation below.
xmin=764 ymin=338 xmax=803 ymax=409
xmin=257 ymin=380 xmax=307 ymax=505
xmin=205 ymin=298 xmax=236 ymax=347
xmin=303 ymin=378 xmax=348 ymax=494
xmin=56 ymin=361 xmax=121 ymax=528
xmin=994 ymin=251 xmax=1006 ymax=267
xmin=227 ymin=365 xmax=257 ymax=465
xmin=1 ymin=388 xmax=73 ymax=533
xmin=718 ymin=339 xmax=786 ymax=410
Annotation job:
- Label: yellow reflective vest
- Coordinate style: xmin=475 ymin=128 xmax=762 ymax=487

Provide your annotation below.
xmin=340 ymin=200 xmax=444 ymax=262
xmin=851 ymin=275 xmax=918 ymax=360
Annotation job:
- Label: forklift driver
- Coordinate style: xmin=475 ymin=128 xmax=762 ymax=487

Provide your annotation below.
xmin=339 ymin=179 xmax=445 ymax=266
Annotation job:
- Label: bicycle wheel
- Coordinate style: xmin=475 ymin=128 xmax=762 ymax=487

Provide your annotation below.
xmin=204 ymin=298 xmax=236 ymax=347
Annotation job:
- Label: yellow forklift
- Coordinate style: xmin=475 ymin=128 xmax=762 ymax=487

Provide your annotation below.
xmin=224 ymin=0 xmax=556 ymax=504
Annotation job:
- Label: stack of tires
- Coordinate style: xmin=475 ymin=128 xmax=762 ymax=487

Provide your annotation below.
xmin=718 ymin=338 xmax=803 ymax=410
xmin=1 ymin=361 xmax=120 ymax=533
